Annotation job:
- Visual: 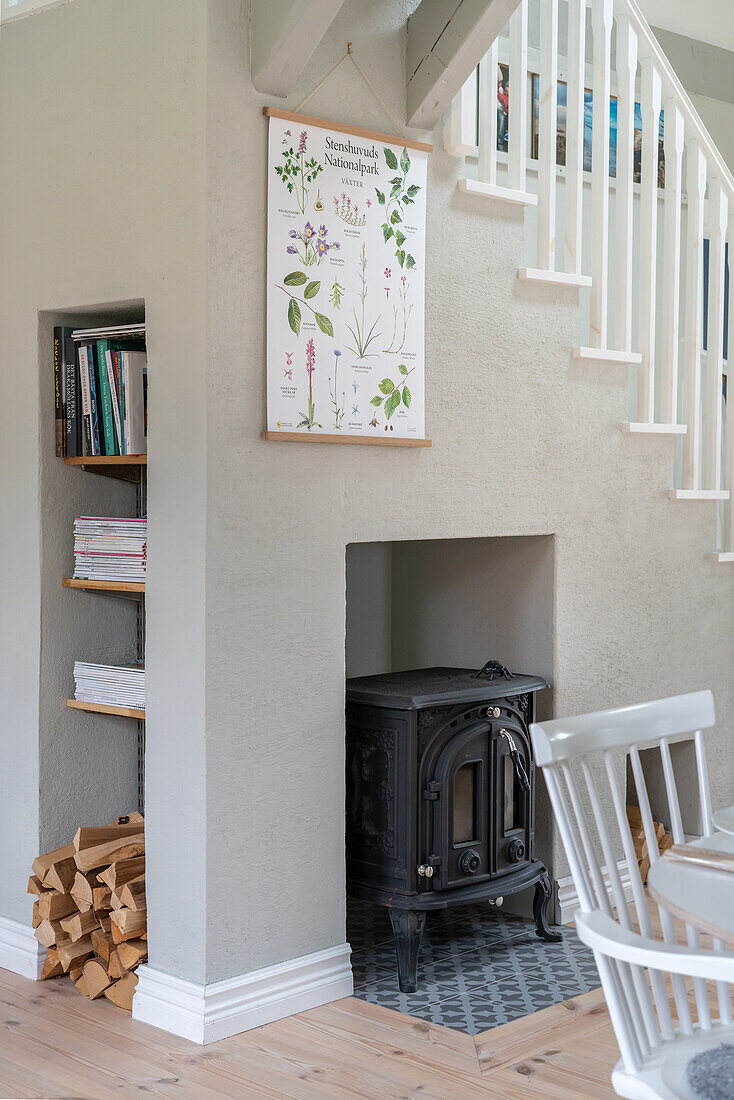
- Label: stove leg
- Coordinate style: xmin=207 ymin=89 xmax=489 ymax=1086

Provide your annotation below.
xmin=388 ymin=908 xmax=426 ymax=992
xmin=533 ymin=870 xmax=563 ymax=942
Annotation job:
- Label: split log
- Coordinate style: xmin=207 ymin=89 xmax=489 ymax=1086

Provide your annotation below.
xmin=117 ymin=939 xmax=148 ymax=970
xmin=35 ymin=919 xmax=64 ymax=949
xmin=74 ymin=834 xmax=145 ymax=875
xmin=119 ymin=876 xmax=146 ymax=911
xmin=107 ymin=949 xmax=126 ymax=980
xmin=37 ymin=891 xmax=77 ymax=922
xmin=97 ymin=856 xmax=145 ymax=891
xmin=74 ymin=972 xmax=90 ymax=997
xmin=44 ymin=854 xmax=78 ymax=894
xmin=110 ymin=907 xmax=146 ymax=941
xmin=60 ymin=910 xmax=100 ymax=943
xmin=69 ymin=963 xmax=85 ymax=982
xmin=91 ymin=928 xmax=114 ymax=964
xmin=32 ymin=843 xmax=75 ymax=883
xmin=27 ymin=875 xmax=50 ymax=896
xmin=74 ymin=824 xmax=146 ymax=852
xmin=110 ymin=891 xmax=125 ymax=911
xmin=56 ymin=935 xmax=94 ymax=973
xmin=40 ymin=947 xmax=64 ymax=980
xmin=92 ymin=886 xmax=112 ymax=911
xmin=625 ymin=804 xmax=643 ymax=829
xmin=70 ymin=871 xmax=95 ymax=912
xmin=83 ymin=958 xmax=111 ymax=999
xmin=103 ymin=971 xmax=138 ymax=1013
xmin=32 ymin=901 xmax=41 ymax=929
xmin=659 ymin=833 xmax=674 ymax=853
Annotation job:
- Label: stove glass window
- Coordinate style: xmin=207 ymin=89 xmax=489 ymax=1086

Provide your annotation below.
xmin=504 ymin=752 xmax=520 ymax=832
xmin=453 ymin=762 xmax=478 ymax=844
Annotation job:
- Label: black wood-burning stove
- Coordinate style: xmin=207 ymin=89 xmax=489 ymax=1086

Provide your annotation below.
xmin=345 ymin=665 xmax=561 ymax=991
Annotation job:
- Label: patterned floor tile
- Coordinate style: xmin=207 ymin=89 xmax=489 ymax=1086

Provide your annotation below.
xmin=347 ymin=901 xmax=600 ymax=1035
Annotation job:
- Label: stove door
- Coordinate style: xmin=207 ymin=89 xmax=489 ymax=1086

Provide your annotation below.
xmin=432 ymin=722 xmax=491 ymax=890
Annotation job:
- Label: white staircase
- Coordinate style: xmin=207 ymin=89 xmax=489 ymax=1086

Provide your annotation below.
xmin=445 ymin=0 xmax=734 ymax=560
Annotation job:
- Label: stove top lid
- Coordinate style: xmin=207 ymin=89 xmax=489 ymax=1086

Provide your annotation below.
xmin=345 ymin=666 xmax=548 ymax=710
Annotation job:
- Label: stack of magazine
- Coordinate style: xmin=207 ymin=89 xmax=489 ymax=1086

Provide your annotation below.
xmin=73 ymin=516 xmax=147 ymax=583
xmin=73 ymin=662 xmax=145 ymax=711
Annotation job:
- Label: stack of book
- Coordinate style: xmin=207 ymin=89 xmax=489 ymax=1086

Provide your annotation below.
xmin=73 ymin=516 xmax=147 ymax=583
xmin=54 ymin=323 xmax=147 ymax=458
xmin=73 ymin=662 xmax=145 ymax=711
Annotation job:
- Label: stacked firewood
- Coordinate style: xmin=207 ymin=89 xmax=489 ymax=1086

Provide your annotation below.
xmin=29 ymin=812 xmax=146 ymax=1012
xmin=626 ymin=804 xmax=673 ymax=884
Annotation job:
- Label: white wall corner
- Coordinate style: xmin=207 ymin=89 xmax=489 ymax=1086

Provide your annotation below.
xmin=555 ymin=859 xmax=633 ymax=926
xmin=0 ymin=916 xmax=44 ymax=980
xmin=133 ymin=942 xmax=353 ymax=1045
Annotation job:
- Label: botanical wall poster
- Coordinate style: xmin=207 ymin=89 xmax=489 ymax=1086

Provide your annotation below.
xmin=265 ymin=111 xmax=430 ymax=440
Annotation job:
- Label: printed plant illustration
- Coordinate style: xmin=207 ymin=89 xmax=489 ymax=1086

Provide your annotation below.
xmin=333 ymin=193 xmax=366 ymax=227
xmin=297 ymin=338 xmax=322 ymax=431
xmin=329 ymin=349 xmax=346 ymax=430
xmin=275 ymin=130 xmax=323 ymax=214
xmin=384 ymin=275 xmax=413 ymax=354
xmin=346 ymin=242 xmax=381 ymax=360
xmin=276 ymin=272 xmax=333 ymax=337
xmin=287 ymin=222 xmax=340 ymax=266
xmin=370 ymin=363 xmax=414 ymax=421
xmin=375 ymin=147 xmax=421 ymax=270
xmin=329 ymin=278 xmax=345 ymax=309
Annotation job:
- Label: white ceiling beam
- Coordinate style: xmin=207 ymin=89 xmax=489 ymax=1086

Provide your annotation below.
xmin=406 ymin=0 xmax=522 ymax=129
xmin=250 ymin=0 xmax=346 ymax=97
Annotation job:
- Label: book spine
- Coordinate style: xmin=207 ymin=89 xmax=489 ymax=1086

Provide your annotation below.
xmin=64 ymin=333 xmax=81 ymax=458
xmin=107 ymin=351 xmax=123 ymax=455
xmin=53 ymin=328 xmax=65 ymax=457
xmin=87 ymin=344 xmax=102 ymax=455
xmin=124 ymin=352 xmax=147 ymax=454
xmin=112 ymin=351 xmax=125 ymax=454
xmin=78 ymin=344 xmax=94 ymax=456
xmin=121 ymin=352 xmax=129 ymax=454
xmin=96 ymin=340 xmax=118 ymax=455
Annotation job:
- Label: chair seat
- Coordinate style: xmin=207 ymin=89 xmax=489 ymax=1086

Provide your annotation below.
xmin=612 ymin=1023 xmax=734 ymax=1099
xmin=713 ymin=804 xmax=734 ymax=836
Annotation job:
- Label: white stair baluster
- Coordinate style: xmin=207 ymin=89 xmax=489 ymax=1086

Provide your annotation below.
xmin=660 ymin=101 xmax=685 ymax=428
xmin=637 ymin=60 xmax=662 ymax=425
xmin=478 ymin=41 xmax=499 ymax=187
xmin=564 ymin=0 xmax=586 ymax=275
xmin=705 ymin=179 xmax=728 ymax=491
xmin=444 ymin=72 xmax=478 ymax=159
xmin=537 ymin=0 xmax=559 ymax=270
xmin=508 ymin=0 xmax=528 ymax=193
xmin=589 ymin=0 xmax=613 ymax=348
xmin=614 ymin=15 xmax=637 ymax=356
xmin=682 ymin=140 xmax=707 ymax=491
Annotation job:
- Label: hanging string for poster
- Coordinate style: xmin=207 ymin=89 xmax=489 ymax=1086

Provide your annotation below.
xmin=295 ymin=43 xmax=407 ymax=139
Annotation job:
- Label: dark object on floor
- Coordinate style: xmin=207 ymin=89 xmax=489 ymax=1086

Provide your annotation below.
xmin=346 ymin=666 xmax=562 ymax=992
xmin=687 ymin=1044 xmax=734 ymax=1100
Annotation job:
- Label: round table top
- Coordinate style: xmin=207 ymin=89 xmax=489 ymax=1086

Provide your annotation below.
xmin=648 ymin=830 xmax=734 ymax=943
xmin=713 ymin=804 xmax=734 ymax=837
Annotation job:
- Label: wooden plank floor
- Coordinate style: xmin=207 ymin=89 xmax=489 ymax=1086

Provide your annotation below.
xmin=0 ymin=963 xmax=620 ymax=1099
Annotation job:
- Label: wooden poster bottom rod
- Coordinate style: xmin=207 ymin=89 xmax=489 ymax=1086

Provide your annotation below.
xmin=261 ymin=431 xmax=432 ymax=448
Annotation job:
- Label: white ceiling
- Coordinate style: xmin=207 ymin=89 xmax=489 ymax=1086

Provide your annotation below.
xmin=637 ymin=0 xmax=734 ymax=55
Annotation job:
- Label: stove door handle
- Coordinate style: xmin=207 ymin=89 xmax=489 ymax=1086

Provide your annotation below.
xmin=499 ymin=729 xmax=531 ymax=793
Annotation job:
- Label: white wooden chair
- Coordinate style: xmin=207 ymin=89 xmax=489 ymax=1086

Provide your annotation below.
xmin=530 ymin=691 xmax=734 ymax=1100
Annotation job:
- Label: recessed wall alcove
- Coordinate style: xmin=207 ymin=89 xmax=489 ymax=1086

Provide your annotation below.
xmin=345 ymin=534 xmax=556 ymax=876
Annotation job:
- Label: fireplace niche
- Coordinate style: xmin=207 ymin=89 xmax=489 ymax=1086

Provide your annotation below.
xmin=345 ymin=536 xmax=558 ymax=991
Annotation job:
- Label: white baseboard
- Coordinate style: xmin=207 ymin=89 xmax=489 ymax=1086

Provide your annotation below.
xmin=133 ymin=942 xmax=353 ymax=1044
xmin=556 ymin=859 xmax=633 ymax=925
xmin=0 ymin=916 xmax=43 ymax=980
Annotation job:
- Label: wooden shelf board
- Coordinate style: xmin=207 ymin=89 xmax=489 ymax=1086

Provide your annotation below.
xmin=64 ymin=455 xmax=146 ymax=483
xmin=67 ymin=700 xmax=145 ymax=720
xmin=262 ymin=431 xmax=431 ymax=448
xmin=64 ymin=455 xmax=147 ymax=466
xmin=62 ymin=579 xmax=145 ymax=594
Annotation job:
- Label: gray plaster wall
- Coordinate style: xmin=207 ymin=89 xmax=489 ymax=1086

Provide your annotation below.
xmin=205 ymin=0 xmax=734 ymax=982
xmin=0 ymin=0 xmax=209 ymax=982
